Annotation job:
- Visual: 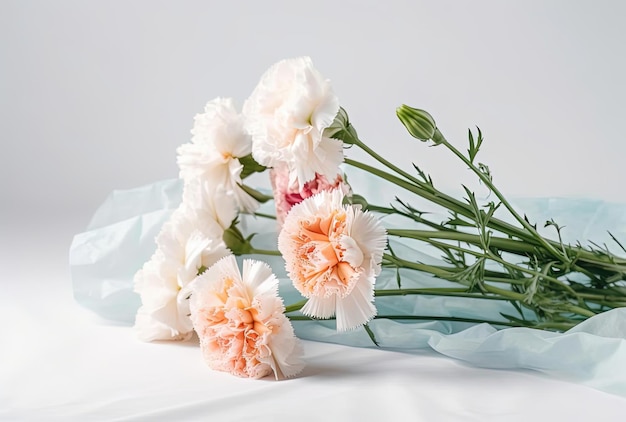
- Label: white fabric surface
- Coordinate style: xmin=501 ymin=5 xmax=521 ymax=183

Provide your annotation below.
xmin=4 ymin=2 xmax=626 ymax=420
xmin=2 ymin=222 xmax=625 ymax=421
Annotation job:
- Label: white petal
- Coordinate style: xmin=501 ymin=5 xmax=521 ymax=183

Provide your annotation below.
xmin=311 ymin=85 xmax=339 ymax=134
xmin=135 ymin=306 xmax=192 ymax=342
xmin=334 ymin=274 xmax=377 ymax=332
xmin=242 ymin=259 xmax=277 ymax=297
xmin=134 ymin=291 xmax=194 ymax=342
xmin=301 ymin=295 xmax=337 ymax=319
xmin=339 ymin=234 xmax=364 ymax=268
xmin=182 ymin=180 xmax=237 ymax=235
xmin=266 ymin=320 xmax=305 ymax=379
xmin=348 ymin=207 xmax=387 ymax=276
xmin=182 ymin=230 xmax=212 ymax=281
xmin=312 ymin=136 xmax=344 ymax=181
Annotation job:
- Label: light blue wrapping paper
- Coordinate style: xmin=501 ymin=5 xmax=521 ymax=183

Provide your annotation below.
xmin=70 ymin=179 xmax=626 ymax=396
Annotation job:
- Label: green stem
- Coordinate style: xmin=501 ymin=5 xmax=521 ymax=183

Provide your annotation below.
xmin=352 ymin=138 xmax=425 ymax=188
xmin=387 ymin=229 xmax=583 ymax=296
xmin=345 ymin=158 xmax=539 ymax=246
xmin=576 ymin=291 xmax=626 ymax=304
xmin=560 ymin=304 xmax=597 ymax=318
xmin=285 ymin=300 xmax=307 ymax=313
xmin=374 ymin=288 xmax=513 ymax=301
xmin=440 ymin=139 xmax=569 ymax=265
xmin=248 ymin=248 xmax=282 ymax=257
xmin=388 ymin=229 xmax=537 ymax=255
xmin=384 ymin=252 xmax=568 ymax=293
xmin=367 ymin=203 xmax=455 ymax=232
xmin=347 ymin=154 xmax=626 ymax=274
xmin=363 ymin=204 xmax=396 ymax=214
xmin=287 ymin=314 xmax=576 ymax=331
xmin=253 ymin=212 xmax=277 ymax=220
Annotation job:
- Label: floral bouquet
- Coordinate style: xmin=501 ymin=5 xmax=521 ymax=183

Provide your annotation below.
xmin=71 ymin=57 xmax=626 ymax=382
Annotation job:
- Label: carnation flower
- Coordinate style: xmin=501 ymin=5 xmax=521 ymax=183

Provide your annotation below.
xmin=177 ymin=97 xmax=259 ymax=213
xmin=278 ymin=189 xmax=387 ymax=331
xmin=270 ymin=162 xmax=350 ymax=225
xmin=243 ymin=56 xmax=343 ymax=186
xmin=181 ymin=178 xmax=238 ymax=237
xmin=188 ymin=255 xmax=304 ymax=379
xmin=133 ymin=201 xmax=232 ymax=342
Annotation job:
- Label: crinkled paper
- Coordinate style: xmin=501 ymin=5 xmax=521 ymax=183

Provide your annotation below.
xmin=69 ymin=178 xmax=626 ymax=396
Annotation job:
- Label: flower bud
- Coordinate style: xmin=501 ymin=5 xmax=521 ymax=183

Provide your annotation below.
xmin=396 ymin=105 xmax=445 ymax=144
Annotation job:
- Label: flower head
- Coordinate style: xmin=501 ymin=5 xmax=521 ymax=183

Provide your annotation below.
xmin=270 ymin=162 xmax=350 ymax=226
xmin=243 ymin=57 xmax=343 ymax=186
xmin=278 ymin=190 xmax=387 ymax=331
xmin=177 ymin=97 xmax=259 ymax=213
xmin=188 ymin=255 xmax=304 ymax=379
xmin=133 ymin=199 xmax=232 ymax=342
xmin=396 ymin=104 xmax=446 ymax=145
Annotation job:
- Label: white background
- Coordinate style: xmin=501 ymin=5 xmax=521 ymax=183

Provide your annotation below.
xmin=4 ymin=0 xmax=626 ymax=285
xmin=3 ymin=1 xmax=626 ymax=227
xmin=2 ymin=1 xmax=626 ymax=420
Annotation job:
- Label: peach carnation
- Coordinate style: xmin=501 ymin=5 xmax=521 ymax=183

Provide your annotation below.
xmin=278 ymin=189 xmax=387 ymax=331
xmin=188 ymin=255 xmax=304 ymax=379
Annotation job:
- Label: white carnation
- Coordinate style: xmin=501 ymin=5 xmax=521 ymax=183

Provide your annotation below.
xmin=177 ymin=97 xmax=259 ymax=213
xmin=243 ymin=57 xmax=343 ymax=186
xmin=133 ymin=203 xmax=231 ymax=342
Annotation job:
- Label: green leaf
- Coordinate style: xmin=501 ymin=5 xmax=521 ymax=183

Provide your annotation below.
xmin=239 ymin=154 xmax=267 ymax=179
xmin=467 ymin=126 xmax=484 ymax=163
xmin=324 ymin=107 xmax=359 ymax=145
xmin=222 ymin=224 xmax=253 ymax=255
xmin=238 ymin=184 xmax=273 ymax=203
xmin=608 ymin=231 xmax=626 ymax=254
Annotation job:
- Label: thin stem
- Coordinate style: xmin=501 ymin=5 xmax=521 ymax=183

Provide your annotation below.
xmin=363 ymin=204 xmax=396 ymax=214
xmin=286 ymin=314 xmax=576 ymax=331
xmin=559 ymin=304 xmax=597 ymax=318
xmin=253 ymin=212 xmax=277 ymax=220
xmin=348 ymin=153 xmax=626 ymax=273
xmin=248 ymin=248 xmax=282 ymax=257
xmin=346 ymin=158 xmax=480 ymax=227
xmin=345 ymin=158 xmax=539 ymax=246
xmin=367 ymin=203 xmax=456 ymax=232
xmin=387 ymin=227 xmax=611 ymax=295
xmin=374 ymin=288 xmax=513 ymax=301
xmin=384 ymin=252 xmax=567 ymax=293
xmin=285 ymin=300 xmax=307 ymax=313
xmin=352 ymin=138 xmax=425 ymax=187
xmin=388 ymin=229 xmax=537 ymax=255
xmin=440 ymin=139 xmax=569 ymax=265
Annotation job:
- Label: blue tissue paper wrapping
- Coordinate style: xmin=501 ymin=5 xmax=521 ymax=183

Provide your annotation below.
xmin=70 ymin=179 xmax=626 ymax=397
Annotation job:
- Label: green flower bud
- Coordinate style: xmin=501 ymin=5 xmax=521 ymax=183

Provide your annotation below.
xmin=396 ymin=105 xmax=445 ymax=145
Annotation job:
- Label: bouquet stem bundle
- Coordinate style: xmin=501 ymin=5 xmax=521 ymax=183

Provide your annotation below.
xmin=243 ymin=106 xmax=626 ymax=333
